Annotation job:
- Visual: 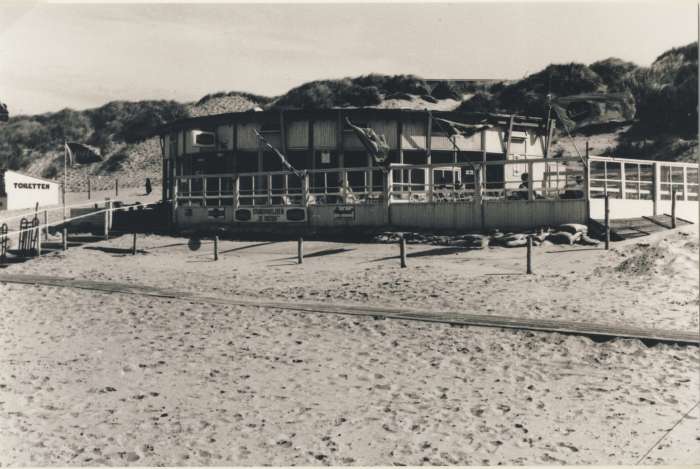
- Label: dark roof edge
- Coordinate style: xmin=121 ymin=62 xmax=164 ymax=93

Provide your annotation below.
xmin=158 ymin=108 xmax=544 ymax=134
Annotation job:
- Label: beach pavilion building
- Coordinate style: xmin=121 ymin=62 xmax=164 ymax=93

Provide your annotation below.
xmin=157 ymin=107 xmax=698 ymax=233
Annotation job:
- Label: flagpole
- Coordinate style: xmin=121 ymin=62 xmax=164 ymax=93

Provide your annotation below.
xmin=63 ymin=140 xmax=67 ymax=220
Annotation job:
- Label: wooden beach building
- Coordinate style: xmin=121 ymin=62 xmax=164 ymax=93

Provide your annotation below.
xmin=157 ymin=108 xmax=698 ymax=233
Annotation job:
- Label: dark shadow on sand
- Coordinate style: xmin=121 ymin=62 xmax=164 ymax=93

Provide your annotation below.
xmin=271 ymin=247 xmax=354 ymax=262
xmin=370 ymin=245 xmax=479 ymax=262
xmin=304 ymin=247 xmax=355 ymax=258
xmin=83 ymin=246 xmax=148 ymax=256
xmin=219 ymin=241 xmax=277 ymax=255
xmin=543 ymin=247 xmax=603 ymax=254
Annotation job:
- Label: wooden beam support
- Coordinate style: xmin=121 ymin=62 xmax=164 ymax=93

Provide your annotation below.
xmin=426 ymin=112 xmax=432 ymax=163
xmin=505 ymin=114 xmax=514 ymax=160
xmin=337 ymin=110 xmax=344 ymax=169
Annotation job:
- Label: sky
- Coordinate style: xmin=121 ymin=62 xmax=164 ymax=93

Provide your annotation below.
xmin=0 ymin=1 xmax=697 ymax=116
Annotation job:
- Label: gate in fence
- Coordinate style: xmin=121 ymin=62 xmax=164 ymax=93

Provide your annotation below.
xmin=18 ymin=216 xmax=40 ymax=257
xmin=0 ymin=223 xmax=7 ymax=261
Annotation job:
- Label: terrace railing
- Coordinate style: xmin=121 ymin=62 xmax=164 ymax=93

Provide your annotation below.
xmin=172 ymin=157 xmax=589 ymax=208
xmin=588 ymin=156 xmax=699 ymax=202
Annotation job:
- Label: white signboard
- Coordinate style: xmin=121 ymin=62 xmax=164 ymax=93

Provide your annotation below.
xmin=2 ymin=171 xmax=60 ymax=211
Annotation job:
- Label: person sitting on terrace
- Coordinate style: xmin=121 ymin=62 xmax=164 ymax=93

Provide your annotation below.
xmin=507 ymin=173 xmax=531 ymax=200
xmin=560 ymin=175 xmax=585 ymax=199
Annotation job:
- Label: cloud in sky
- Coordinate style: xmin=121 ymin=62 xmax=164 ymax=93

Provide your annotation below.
xmin=0 ymin=1 xmax=696 ymax=115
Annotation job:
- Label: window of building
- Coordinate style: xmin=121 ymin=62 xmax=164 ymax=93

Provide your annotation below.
xmin=344 ymin=151 xmax=369 ymax=168
xmin=236 ymin=151 xmax=259 ymax=173
xmin=260 ymin=122 xmax=281 ymax=133
xmin=403 ymin=151 xmax=427 ymax=165
xmin=194 ymin=131 xmax=216 ymax=146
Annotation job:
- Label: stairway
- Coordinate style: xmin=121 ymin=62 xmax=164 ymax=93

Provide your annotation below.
xmin=589 ymin=214 xmax=693 ymax=241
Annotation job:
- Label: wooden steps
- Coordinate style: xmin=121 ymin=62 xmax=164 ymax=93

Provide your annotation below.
xmin=589 ymin=214 xmax=693 ymax=241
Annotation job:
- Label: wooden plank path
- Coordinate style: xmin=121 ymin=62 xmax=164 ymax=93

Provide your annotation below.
xmin=0 ymin=274 xmax=698 ymax=346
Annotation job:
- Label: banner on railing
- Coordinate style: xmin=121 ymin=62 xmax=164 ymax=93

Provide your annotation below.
xmin=234 ymin=207 xmax=307 ymax=223
xmin=333 ymin=206 xmax=355 ymax=220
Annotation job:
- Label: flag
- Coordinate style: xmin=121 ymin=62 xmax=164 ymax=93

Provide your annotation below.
xmin=345 ymin=118 xmax=390 ymax=165
xmin=433 ymin=117 xmax=492 ymax=137
xmin=64 ymin=142 xmax=74 ymax=167
xmin=551 ymin=91 xmax=636 ymax=132
xmin=254 ymin=130 xmax=304 ymax=178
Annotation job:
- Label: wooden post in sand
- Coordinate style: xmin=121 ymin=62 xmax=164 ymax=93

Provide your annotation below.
xmin=604 ymin=193 xmax=610 ymax=250
xmin=400 ymin=236 xmax=407 ymax=268
xmin=87 ymin=178 xmax=91 ymax=200
xmin=103 ymin=199 xmax=111 ymax=241
xmin=132 ymin=233 xmax=137 ymax=255
xmin=297 ymin=237 xmax=304 ymax=264
xmin=115 ymin=178 xmax=119 ymax=197
xmin=214 ymin=236 xmax=219 ymax=261
xmin=43 ymin=209 xmax=48 ymax=238
xmin=62 ymin=228 xmax=68 ymax=251
xmin=671 ymin=188 xmax=677 ymax=228
xmin=526 ymin=235 xmax=533 ymax=274
xmin=36 ymin=227 xmax=42 ymax=256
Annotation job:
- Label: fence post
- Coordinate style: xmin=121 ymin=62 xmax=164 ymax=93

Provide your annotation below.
xmin=43 ymin=209 xmax=48 ymax=238
xmin=62 ymin=228 xmax=67 ymax=251
xmin=604 ymin=193 xmax=610 ymax=250
xmin=302 ymin=173 xmax=310 ymax=207
xmin=87 ymin=178 xmax=91 ymax=200
xmin=103 ymin=199 xmax=111 ymax=240
xmin=526 ymin=235 xmax=533 ymax=274
xmin=298 ymin=237 xmax=303 ymax=264
xmin=384 ymin=168 xmax=393 ymax=225
xmin=36 ymin=227 xmax=42 ymax=256
xmin=400 ymin=236 xmax=407 ymax=268
xmin=115 ymin=178 xmax=119 ymax=197
xmin=214 ymin=236 xmax=219 ymax=261
xmin=672 ymin=188 xmax=677 ymax=228
xmin=653 ymin=162 xmax=660 ymax=216
xmin=132 ymin=232 xmax=137 ymax=255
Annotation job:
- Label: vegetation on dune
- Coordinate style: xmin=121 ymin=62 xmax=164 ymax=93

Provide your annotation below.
xmin=270 ymin=74 xmax=431 ymax=109
xmin=196 ymin=91 xmax=273 ymax=107
xmin=0 ymin=100 xmax=189 ymax=172
xmin=589 ymin=58 xmax=638 ymax=92
xmin=429 ymin=80 xmax=463 ymax=100
xmin=624 ymin=42 xmax=698 ymax=135
xmin=457 ymin=42 xmax=698 ymax=159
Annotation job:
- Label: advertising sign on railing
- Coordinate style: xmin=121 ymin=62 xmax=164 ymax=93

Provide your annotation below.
xmin=234 ymin=207 xmax=307 ymax=223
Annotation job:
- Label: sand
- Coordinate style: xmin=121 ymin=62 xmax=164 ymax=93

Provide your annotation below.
xmin=0 ymin=225 xmax=698 ymax=465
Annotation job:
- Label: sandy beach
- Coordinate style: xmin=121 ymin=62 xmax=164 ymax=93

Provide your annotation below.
xmin=0 ymin=225 xmax=698 ymax=465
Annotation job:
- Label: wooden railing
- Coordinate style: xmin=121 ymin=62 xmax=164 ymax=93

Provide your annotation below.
xmin=172 ymin=157 xmax=587 ymax=208
xmin=588 ymin=156 xmax=699 ymax=202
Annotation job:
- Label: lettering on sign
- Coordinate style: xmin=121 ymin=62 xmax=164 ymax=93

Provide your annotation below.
xmin=234 ymin=207 xmax=305 ymax=223
xmin=13 ymin=182 xmax=51 ymax=190
xmin=333 ymin=206 xmax=355 ymax=220
xmin=208 ymin=208 xmax=225 ymax=219
xmin=253 ymin=207 xmax=283 ymax=222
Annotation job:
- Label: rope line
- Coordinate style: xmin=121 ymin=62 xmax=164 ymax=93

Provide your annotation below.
xmin=0 ymin=199 xmax=107 ymax=224
xmin=635 ymin=400 xmax=699 ymax=464
xmin=1 ymin=200 xmax=170 ymax=239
